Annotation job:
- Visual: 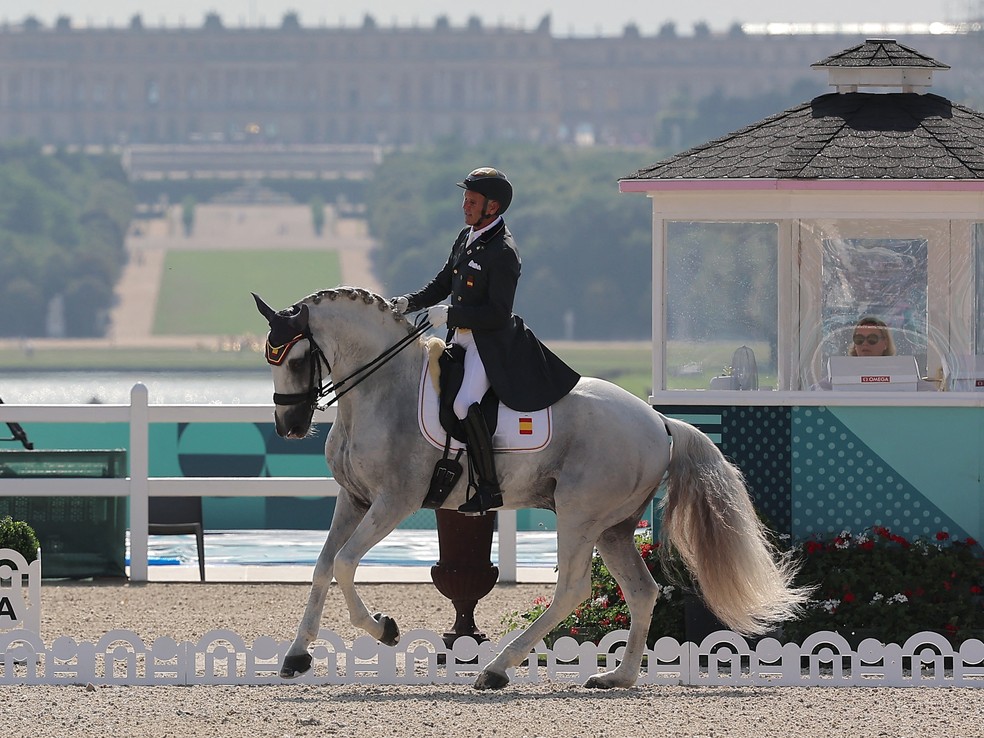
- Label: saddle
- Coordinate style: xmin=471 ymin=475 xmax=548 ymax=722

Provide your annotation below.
xmin=419 ymin=340 xmax=553 ymax=508
xmin=422 ymin=343 xmax=499 ymax=509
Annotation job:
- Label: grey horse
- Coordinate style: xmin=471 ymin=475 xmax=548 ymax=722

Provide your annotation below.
xmin=254 ymin=287 xmax=809 ymax=690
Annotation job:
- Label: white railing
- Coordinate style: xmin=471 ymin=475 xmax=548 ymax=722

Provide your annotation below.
xmin=0 ymin=383 xmax=519 ymax=582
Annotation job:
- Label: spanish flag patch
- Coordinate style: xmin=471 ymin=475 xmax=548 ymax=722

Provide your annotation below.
xmin=518 ymin=417 xmax=533 ymax=435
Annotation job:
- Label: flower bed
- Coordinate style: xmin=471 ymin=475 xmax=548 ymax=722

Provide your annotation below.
xmin=503 ymin=526 xmax=984 ymax=648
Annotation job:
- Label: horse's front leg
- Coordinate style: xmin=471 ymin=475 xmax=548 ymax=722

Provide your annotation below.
xmin=330 ymin=500 xmax=412 ymax=645
xmin=281 ymin=492 xmax=365 ymax=679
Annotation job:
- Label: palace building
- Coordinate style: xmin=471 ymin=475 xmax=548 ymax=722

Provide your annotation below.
xmin=1 ymin=14 xmax=983 ymax=149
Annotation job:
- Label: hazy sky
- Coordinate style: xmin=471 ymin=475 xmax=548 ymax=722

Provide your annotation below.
xmin=1 ymin=0 xmax=975 ymax=35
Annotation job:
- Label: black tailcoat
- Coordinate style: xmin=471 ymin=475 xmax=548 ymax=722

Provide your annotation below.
xmin=403 ymin=220 xmax=579 ymax=412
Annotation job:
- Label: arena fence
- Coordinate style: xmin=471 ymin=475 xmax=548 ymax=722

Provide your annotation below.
xmin=3 ymin=543 xmax=983 ymax=688
xmin=1 ymin=627 xmax=982 ymax=688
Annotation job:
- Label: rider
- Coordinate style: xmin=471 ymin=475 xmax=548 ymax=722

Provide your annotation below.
xmin=392 ymin=167 xmax=580 ymax=513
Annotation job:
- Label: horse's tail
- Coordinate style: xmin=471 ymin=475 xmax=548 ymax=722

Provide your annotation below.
xmin=658 ymin=415 xmax=811 ymax=636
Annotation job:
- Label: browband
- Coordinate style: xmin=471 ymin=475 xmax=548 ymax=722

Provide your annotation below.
xmin=265 ymin=333 xmax=305 ymax=366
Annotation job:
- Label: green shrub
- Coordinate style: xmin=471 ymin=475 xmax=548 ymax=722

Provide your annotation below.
xmin=0 ymin=515 xmax=40 ymax=563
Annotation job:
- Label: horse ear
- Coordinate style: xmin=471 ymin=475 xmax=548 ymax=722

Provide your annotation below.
xmin=294 ymin=303 xmax=310 ymax=331
xmin=252 ymin=292 xmax=278 ymax=322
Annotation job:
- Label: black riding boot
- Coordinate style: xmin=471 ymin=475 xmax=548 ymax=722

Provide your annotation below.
xmin=458 ymin=403 xmax=503 ymax=514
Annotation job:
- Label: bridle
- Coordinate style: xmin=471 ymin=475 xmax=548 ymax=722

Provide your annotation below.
xmin=270 ymin=315 xmax=432 ymax=411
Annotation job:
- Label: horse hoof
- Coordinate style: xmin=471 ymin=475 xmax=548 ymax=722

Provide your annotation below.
xmin=474 ymin=669 xmax=510 ymax=690
xmin=373 ymin=612 xmax=400 ymax=646
xmin=280 ymin=653 xmax=313 ymax=679
xmin=584 ymin=675 xmax=617 ymax=690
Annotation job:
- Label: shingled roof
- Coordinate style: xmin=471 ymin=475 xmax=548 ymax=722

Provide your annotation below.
xmin=811 ymin=38 xmax=949 ymax=70
xmin=622 ymin=40 xmax=984 ymax=182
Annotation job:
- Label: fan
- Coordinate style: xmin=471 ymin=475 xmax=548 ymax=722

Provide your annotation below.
xmin=730 ymin=346 xmax=758 ymax=391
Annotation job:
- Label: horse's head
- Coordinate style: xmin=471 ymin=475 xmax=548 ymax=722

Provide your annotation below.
xmin=253 ymin=292 xmax=320 ymax=438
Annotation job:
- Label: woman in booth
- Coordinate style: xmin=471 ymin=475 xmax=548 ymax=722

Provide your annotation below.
xmin=848 ymin=316 xmax=896 ymax=358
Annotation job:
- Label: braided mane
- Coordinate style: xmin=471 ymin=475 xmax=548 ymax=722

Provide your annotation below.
xmin=299 ymin=286 xmax=415 ymax=334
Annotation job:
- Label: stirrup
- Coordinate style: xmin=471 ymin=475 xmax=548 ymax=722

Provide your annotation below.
xmin=458 ymin=484 xmax=503 ymax=515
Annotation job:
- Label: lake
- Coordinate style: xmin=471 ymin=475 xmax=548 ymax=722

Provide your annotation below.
xmin=0 ymin=370 xmax=273 ymax=405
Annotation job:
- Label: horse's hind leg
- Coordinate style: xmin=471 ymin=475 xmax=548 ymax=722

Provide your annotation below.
xmin=281 ymin=492 xmax=366 ymax=679
xmin=584 ymin=520 xmax=659 ymax=689
xmin=474 ymin=526 xmax=595 ymax=690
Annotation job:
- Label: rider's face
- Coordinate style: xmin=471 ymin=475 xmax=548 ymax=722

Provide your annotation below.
xmin=462 ymin=190 xmax=497 ymax=228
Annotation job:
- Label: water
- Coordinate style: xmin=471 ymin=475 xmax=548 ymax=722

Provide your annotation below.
xmin=138 ymin=528 xmax=559 ymax=568
xmin=0 ymin=370 xmax=273 ymax=405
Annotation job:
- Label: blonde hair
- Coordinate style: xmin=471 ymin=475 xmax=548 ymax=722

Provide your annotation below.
xmin=848 ymin=316 xmax=896 ymax=356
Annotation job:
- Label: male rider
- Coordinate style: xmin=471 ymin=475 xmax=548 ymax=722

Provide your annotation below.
xmin=392 ymin=167 xmax=579 ymax=513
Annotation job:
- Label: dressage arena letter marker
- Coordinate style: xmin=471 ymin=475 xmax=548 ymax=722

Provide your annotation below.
xmin=0 ymin=595 xmax=17 ymax=623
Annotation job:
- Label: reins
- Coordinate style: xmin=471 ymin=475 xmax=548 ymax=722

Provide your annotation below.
xmin=273 ymin=315 xmax=432 ymax=411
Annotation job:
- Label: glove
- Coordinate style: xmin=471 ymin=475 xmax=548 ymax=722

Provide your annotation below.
xmin=427 ymin=304 xmax=449 ymax=328
xmin=391 ymin=296 xmax=409 ymax=314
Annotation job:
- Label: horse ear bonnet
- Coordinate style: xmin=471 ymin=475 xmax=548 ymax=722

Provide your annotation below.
xmin=254 ymin=295 xmax=307 ymax=343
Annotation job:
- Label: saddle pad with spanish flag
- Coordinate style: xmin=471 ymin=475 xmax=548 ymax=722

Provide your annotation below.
xmin=417 ymin=360 xmax=552 ymax=453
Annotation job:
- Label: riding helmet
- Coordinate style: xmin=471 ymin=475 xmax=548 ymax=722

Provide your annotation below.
xmin=457 ymin=167 xmax=513 ymax=214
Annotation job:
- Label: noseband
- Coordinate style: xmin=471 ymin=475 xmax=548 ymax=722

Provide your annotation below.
xmin=269 ymin=316 xmax=431 ymax=411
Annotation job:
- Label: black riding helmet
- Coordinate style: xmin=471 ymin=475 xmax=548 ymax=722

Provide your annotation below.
xmin=456 ymin=167 xmax=513 ymax=214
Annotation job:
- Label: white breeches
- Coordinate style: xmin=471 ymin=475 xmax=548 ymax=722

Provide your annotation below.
xmin=451 ymin=329 xmax=490 ymax=420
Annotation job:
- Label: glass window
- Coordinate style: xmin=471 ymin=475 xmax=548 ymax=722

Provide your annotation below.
xmin=665 ymin=222 xmax=778 ymax=390
xmin=819 ymin=237 xmax=928 ymax=372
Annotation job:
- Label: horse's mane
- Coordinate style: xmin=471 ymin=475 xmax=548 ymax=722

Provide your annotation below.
xmin=299 ymin=286 xmax=415 ymax=335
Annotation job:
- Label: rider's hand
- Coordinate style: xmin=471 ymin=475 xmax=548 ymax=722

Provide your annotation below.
xmin=427 ymin=304 xmax=449 ymax=328
xmin=391 ymin=296 xmax=409 ymax=314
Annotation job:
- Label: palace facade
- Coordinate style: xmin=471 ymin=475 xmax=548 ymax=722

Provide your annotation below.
xmin=2 ymin=15 xmax=983 ymax=148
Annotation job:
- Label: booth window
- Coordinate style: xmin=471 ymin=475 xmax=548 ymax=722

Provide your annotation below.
xmin=819 ymin=237 xmax=929 ymax=374
xmin=665 ymin=222 xmax=778 ymax=390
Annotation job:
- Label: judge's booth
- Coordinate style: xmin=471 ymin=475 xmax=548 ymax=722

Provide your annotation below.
xmin=642 ymin=208 xmax=984 ymax=546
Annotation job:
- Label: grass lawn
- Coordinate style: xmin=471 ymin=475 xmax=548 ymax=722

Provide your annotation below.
xmin=554 ymin=344 xmax=653 ymax=399
xmin=153 ymin=250 xmax=342 ymax=335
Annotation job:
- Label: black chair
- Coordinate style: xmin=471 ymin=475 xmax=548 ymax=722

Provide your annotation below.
xmin=148 ymin=497 xmax=205 ymax=581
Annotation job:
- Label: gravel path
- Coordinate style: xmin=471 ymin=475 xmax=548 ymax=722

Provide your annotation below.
xmin=2 ymin=580 xmax=982 ymax=738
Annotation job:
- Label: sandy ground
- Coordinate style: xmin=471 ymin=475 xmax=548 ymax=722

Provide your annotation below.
xmin=2 ymin=580 xmax=982 ymax=738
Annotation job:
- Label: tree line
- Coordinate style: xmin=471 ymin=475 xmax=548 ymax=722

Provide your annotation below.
xmin=368 ymin=142 xmax=656 ymax=340
xmin=0 ymin=142 xmax=134 ymax=338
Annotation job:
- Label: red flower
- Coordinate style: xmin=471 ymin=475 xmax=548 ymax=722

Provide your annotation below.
xmin=843 ymin=592 xmax=856 ymax=603
xmin=860 ymin=541 xmax=875 ymax=551
xmin=944 ymin=623 xmax=958 ymax=634
xmin=970 ymin=585 xmax=983 ymax=595
xmin=936 ymin=531 xmax=950 ymax=541
xmin=967 ymin=537 xmax=978 ymax=546
xmin=570 ymin=626 xmax=579 ymax=635
xmin=805 ymin=540 xmax=824 ymax=555
xmin=874 ymin=526 xmax=891 ymax=539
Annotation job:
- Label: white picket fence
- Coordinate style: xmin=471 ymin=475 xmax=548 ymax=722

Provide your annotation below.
xmin=3 ymin=549 xmax=983 ymax=688
xmin=1 ymin=626 xmax=982 ymax=687
xmin=0 ymin=384 xmax=520 ymax=582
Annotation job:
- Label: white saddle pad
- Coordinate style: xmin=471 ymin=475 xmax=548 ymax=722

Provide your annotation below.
xmin=417 ymin=360 xmax=552 ymax=453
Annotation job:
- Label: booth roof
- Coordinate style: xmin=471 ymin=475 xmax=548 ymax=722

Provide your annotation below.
xmin=623 ymin=40 xmax=984 ymax=183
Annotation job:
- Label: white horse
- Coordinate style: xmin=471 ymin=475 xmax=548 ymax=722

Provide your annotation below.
xmin=254 ymin=287 xmax=809 ymax=690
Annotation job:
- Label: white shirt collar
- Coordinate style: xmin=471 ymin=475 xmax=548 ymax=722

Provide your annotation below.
xmin=466 ymin=216 xmax=502 ymax=246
